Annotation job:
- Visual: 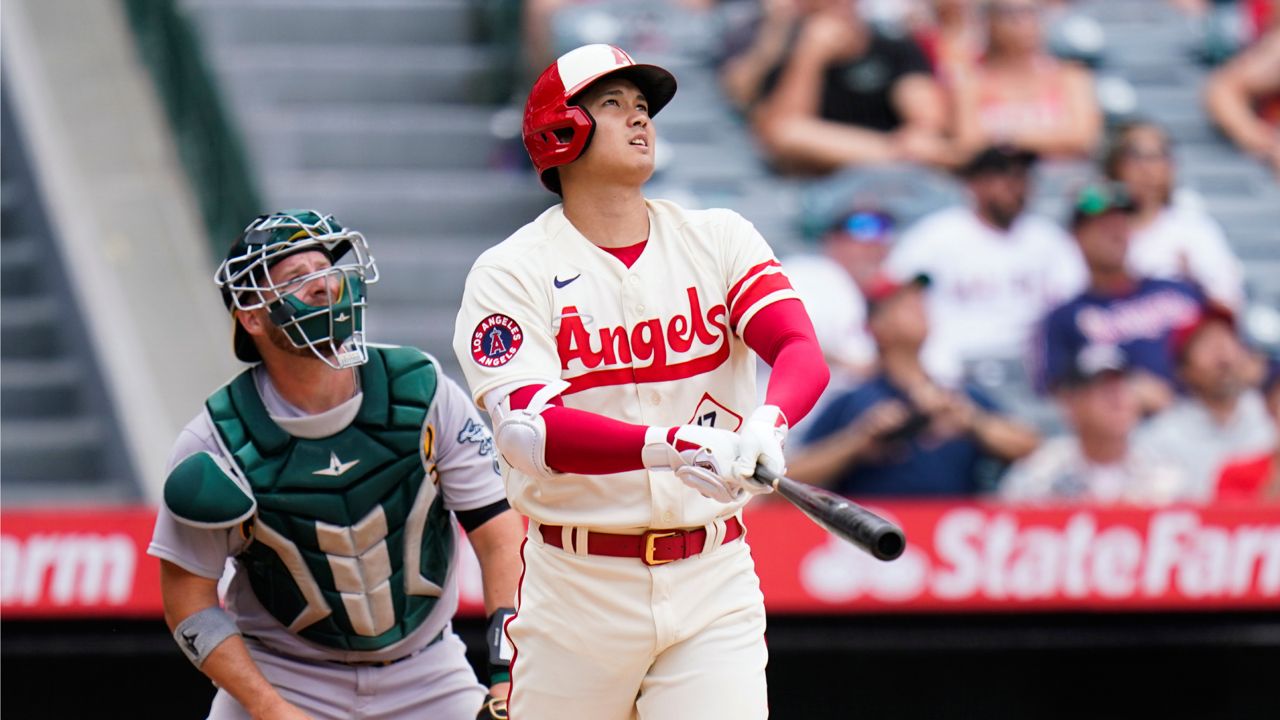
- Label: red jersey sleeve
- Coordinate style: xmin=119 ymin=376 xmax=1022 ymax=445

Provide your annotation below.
xmin=740 ymin=298 xmax=829 ymax=425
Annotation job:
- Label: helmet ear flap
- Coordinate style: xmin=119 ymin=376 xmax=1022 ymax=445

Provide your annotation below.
xmin=526 ymin=105 xmax=595 ymax=193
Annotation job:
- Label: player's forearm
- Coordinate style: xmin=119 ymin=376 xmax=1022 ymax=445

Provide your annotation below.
xmin=742 ymin=299 xmax=830 ymax=424
xmin=160 ymin=562 xmax=294 ymax=718
xmin=467 ymin=509 xmax=525 ymax=615
xmin=200 ymin=637 xmax=298 ymax=718
xmin=541 ymin=405 xmax=650 ymax=473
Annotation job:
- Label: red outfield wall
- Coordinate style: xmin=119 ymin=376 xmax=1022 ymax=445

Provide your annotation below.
xmin=3 ymin=502 xmax=1278 ymax=619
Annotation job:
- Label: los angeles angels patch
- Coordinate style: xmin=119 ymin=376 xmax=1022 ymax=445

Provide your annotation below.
xmin=471 ymin=314 xmax=523 ymax=367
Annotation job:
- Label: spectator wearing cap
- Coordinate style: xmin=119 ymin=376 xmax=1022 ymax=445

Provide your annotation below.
xmin=789 ymin=273 xmax=1040 ymax=497
xmin=1134 ymin=307 xmax=1275 ymax=499
xmin=1036 ymin=181 xmax=1205 ymax=415
xmin=783 ymin=207 xmax=897 ymax=381
xmin=1001 ymin=344 xmax=1187 ymax=503
xmin=1215 ymin=357 xmax=1280 ymax=502
xmin=950 ymin=0 xmax=1102 ymax=159
xmin=1104 ymin=121 xmax=1245 ymax=310
xmin=885 ymin=145 xmax=1086 ymax=371
xmin=751 ymin=0 xmax=955 ymax=173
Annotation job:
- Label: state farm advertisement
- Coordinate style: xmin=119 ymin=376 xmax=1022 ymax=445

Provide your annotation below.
xmin=746 ymin=501 xmax=1280 ymax=612
xmin=1 ymin=508 xmax=163 ymax=618
xmin=3 ymin=503 xmax=1278 ymax=618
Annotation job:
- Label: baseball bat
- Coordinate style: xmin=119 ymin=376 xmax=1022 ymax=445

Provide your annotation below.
xmin=753 ymin=465 xmax=906 ymax=561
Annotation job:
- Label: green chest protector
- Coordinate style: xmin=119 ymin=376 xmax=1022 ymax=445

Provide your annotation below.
xmin=203 ymin=347 xmax=452 ymax=652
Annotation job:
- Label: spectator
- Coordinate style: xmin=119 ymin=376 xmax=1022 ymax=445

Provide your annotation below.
xmin=752 ymin=0 xmax=954 ymax=172
xmin=951 ymin=0 xmax=1102 ymax=158
xmin=1104 ymin=121 xmax=1246 ymax=310
xmin=914 ymin=0 xmax=985 ymax=82
xmin=1002 ymin=344 xmax=1188 ymax=504
xmin=784 ymin=207 xmax=896 ymax=380
xmin=1205 ymin=25 xmax=1280 ymax=176
xmin=1134 ymin=306 xmax=1275 ymax=499
xmin=1215 ymin=357 xmax=1280 ymax=501
xmin=522 ymin=0 xmax=717 ymax=75
xmin=1038 ymin=181 xmax=1204 ymax=415
xmin=885 ymin=145 xmax=1086 ymax=369
xmin=789 ymin=273 xmax=1040 ymax=497
xmin=719 ymin=0 xmax=819 ymax=112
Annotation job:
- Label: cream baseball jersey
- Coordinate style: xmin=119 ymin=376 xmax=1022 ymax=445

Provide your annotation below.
xmin=453 ymin=199 xmax=799 ymax=530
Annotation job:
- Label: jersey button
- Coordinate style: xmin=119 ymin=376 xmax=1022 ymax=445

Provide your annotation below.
xmin=662 ymin=511 xmax=674 ymax=523
xmin=649 ymin=392 xmax=661 ymax=406
xmin=635 ymin=304 xmax=646 ymax=313
xmin=629 ymin=275 xmax=641 ymax=285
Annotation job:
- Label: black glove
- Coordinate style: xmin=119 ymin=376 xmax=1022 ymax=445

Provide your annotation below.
xmin=477 ymin=694 xmax=508 ymax=720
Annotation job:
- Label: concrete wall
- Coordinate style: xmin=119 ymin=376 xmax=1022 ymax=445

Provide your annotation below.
xmin=3 ymin=0 xmax=241 ymax=502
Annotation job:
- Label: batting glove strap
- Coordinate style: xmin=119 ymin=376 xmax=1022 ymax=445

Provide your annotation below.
xmin=643 ymin=425 xmax=745 ymax=504
xmin=734 ymin=405 xmax=788 ymax=485
xmin=173 ymin=606 xmax=241 ymax=668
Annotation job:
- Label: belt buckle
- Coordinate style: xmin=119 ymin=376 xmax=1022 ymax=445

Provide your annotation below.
xmin=642 ymin=529 xmax=681 ymax=566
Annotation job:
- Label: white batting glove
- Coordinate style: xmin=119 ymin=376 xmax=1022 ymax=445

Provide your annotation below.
xmin=733 ymin=405 xmax=788 ymax=485
xmin=642 ymin=425 xmax=748 ymax=503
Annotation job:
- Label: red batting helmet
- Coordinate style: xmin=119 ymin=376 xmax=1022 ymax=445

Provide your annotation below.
xmin=523 ymin=44 xmax=677 ymax=194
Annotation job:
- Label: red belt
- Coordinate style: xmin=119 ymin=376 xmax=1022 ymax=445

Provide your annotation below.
xmin=538 ymin=517 xmax=744 ymax=566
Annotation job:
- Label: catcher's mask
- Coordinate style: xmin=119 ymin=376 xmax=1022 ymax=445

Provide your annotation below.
xmin=215 ymin=210 xmax=379 ymax=369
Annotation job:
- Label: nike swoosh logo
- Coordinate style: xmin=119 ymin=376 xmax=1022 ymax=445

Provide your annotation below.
xmin=553 ymin=274 xmax=581 ymax=289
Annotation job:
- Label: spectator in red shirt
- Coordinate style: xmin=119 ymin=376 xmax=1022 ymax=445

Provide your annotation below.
xmin=1216 ymin=357 xmax=1280 ymax=502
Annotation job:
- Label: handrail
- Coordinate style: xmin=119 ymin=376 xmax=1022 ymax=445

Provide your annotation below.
xmin=121 ymin=0 xmax=261 ymax=258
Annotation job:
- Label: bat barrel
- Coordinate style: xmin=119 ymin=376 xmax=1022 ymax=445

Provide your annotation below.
xmin=754 ymin=466 xmax=906 ymax=561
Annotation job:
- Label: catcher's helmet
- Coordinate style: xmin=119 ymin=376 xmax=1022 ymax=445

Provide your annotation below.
xmin=523 ymin=44 xmax=677 ymax=194
xmin=216 ymin=210 xmax=379 ymax=369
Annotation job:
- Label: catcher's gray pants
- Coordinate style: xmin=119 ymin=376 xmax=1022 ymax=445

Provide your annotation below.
xmin=207 ymin=629 xmax=485 ymax=719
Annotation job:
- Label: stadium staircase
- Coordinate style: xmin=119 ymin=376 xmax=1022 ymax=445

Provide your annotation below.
xmin=0 ymin=89 xmax=138 ymax=504
xmin=185 ymin=0 xmax=556 ymax=380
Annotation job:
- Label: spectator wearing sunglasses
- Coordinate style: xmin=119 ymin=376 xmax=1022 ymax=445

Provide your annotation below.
xmin=785 ymin=207 xmax=898 ymax=383
xmin=1104 ymin=121 xmax=1245 ymax=311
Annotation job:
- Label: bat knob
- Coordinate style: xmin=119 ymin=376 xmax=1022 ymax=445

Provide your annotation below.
xmin=872 ymin=526 xmax=906 ymax=561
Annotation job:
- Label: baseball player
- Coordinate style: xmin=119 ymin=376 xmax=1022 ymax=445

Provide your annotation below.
xmin=148 ymin=211 xmax=522 ymax=720
xmin=451 ymin=45 xmax=830 ymax=718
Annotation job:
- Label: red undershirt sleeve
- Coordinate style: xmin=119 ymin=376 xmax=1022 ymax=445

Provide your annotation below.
xmin=740 ymin=298 xmax=830 ymax=425
xmin=506 ymin=386 xmax=652 ymax=474
xmin=503 ymin=299 xmax=826 ymax=474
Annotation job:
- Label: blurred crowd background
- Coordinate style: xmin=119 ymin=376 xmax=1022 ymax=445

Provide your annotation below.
xmin=2 ymin=0 xmax=1279 ymax=717
xmin=8 ymin=0 xmax=1277 ymax=509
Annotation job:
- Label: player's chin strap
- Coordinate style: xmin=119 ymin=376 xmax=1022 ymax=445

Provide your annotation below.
xmin=491 ymin=381 xmax=570 ymax=480
xmin=173 ymin=606 xmax=241 ymax=668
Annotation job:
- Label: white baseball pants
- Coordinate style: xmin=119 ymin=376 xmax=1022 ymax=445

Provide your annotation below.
xmin=505 ymin=525 xmax=769 ymax=719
